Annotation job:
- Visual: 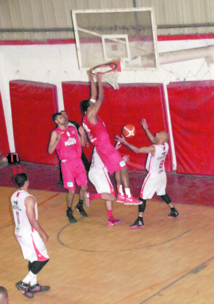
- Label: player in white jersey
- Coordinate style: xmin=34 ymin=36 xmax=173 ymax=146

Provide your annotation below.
xmin=85 ymin=143 xmax=129 ymax=226
xmin=115 ymin=118 xmax=179 ymax=229
xmin=11 ymin=173 xmax=50 ymax=299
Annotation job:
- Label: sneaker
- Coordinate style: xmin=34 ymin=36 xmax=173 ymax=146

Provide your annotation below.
xmin=75 ymin=203 xmax=87 ymax=217
xmin=129 ymin=217 xmax=144 ymax=229
xmin=124 ymin=195 xmax=142 ymax=205
xmin=30 ymin=283 xmax=50 ymax=293
xmin=116 ymin=194 xmax=125 ymax=203
xmin=168 ymin=208 xmax=179 ymax=218
xmin=57 ymin=180 xmax=63 ymax=187
xmin=15 ymin=281 xmax=34 ymax=298
xmin=66 ymin=208 xmax=77 ymax=223
xmin=108 ymin=217 xmax=120 ymax=227
xmin=84 ymin=192 xmax=91 ymax=207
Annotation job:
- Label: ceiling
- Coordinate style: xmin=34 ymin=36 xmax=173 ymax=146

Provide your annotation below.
xmin=0 ymin=0 xmax=213 ymax=41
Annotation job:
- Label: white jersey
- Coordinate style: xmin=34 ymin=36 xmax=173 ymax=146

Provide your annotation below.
xmin=146 ymin=142 xmax=169 ymax=174
xmin=11 ymin=190 xmax=38 ymax=236
xmin=90 ymin=147 xmax=104 ymax=169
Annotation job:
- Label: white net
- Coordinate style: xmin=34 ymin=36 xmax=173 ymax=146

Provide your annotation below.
xmin=102 ymin=71 xmax=119 ymax=89
xmin=91 ymin=64 xmax=119 ymax=89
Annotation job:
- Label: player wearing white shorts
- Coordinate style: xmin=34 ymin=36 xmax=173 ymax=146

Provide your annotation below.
xmin=11 ymin=173 xmax=50 ymax=299
xmin=116 ymin=118 xmax=179 ymax=229
xmin=85 ymin=147 xmax=120 ymax=226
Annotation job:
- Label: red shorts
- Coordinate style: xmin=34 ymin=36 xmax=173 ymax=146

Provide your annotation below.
xmin=96 ymin=143 xmax=126 ymax=174
xmin=61 ymin=159 xmax=87 ymax=190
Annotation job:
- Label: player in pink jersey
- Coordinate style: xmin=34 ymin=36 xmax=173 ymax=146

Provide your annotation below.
xmin=80 ymin=72 xmax=141 ymax=206
xmin=115 ymin=118 xmax=179 ymax=229
xmin=48 ymin=113 xmax=88 ymax=223
xmin=11 ymin=173 xmax=50 ymax=299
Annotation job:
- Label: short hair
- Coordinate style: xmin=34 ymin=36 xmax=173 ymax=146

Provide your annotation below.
xmin=52 ymin=112 xmax=62 ymax=123
xmin=60 ymin=110 xmax=66 ymax=115
xmin=0 ymin=286 xmax=8 ymax=303
xmin=15 ymin=173 xmax=28 ymax=187
xmin=80 ymin=99 xmax=90 ymax=114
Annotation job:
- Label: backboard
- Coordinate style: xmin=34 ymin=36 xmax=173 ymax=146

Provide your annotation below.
xmin=71 ymin=8 xmax=159 ymax=71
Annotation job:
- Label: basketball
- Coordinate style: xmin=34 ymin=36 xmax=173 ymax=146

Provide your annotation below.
xmin=122 ymin=124 xmax=136 ymax=138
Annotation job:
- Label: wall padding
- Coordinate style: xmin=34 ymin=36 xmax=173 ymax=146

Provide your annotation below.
xmin=10 ymin=80 xmax=59 ymax=165
xmin=168 ymin=80 xmax=214 ymax=175
xmin=0 ymin=93 xmax=10 ymax=157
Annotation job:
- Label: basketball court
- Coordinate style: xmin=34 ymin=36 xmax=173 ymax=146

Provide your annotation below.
xmin=1 ymin=5 xmax=214 ymax=304
xmin=1 ymin=161 xmax=214 ymax=304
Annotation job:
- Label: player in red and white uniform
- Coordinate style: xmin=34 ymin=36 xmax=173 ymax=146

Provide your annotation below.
xmin=115 ymin=118 xmax=179 ymax=229
xmin=85 ymin=143 xmax=130 ymax=226
xmin=48 ymin=113 xmax=88 ymax=223
xmin=80 ymin=72 xmax=141 ymax=206
xmin=11 ymin=173 xmax=50 ymax=299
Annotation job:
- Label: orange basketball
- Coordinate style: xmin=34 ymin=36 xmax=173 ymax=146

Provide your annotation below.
xmin=122 ymin=124 xmax=136 ymax=138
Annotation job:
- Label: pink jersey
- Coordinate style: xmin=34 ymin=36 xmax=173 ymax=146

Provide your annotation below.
xmin=82 ymin=115 xmax=111 ymax=146
xmin=55 ymin=126 xmax=82 ymax=161
xmin=82 ymin=114 xmax=126 ymax=174
xmin=146 ymin=142 xmax=169 ymax=174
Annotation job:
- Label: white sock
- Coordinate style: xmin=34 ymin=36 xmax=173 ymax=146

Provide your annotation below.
xmin=117 ymin=184 xmax=124 ymax=195
xmin=30 ymin=275 xmax=37 ymax=286
xmin=22 ymin=271 xmax=36 ymax=285
xmin=125 ymin=188 xmax=131 ymax=198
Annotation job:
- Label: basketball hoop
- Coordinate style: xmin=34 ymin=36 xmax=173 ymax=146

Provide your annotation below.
xmin=90 ymin=62 xmax=120 ymax=90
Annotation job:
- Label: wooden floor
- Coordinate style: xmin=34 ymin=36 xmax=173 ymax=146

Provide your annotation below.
xmin=1 ymin=163 xmax=214 ymax=303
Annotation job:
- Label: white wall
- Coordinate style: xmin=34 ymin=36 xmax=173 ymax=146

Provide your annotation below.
xmin=1 ymin=39 xmax=214 ymax=168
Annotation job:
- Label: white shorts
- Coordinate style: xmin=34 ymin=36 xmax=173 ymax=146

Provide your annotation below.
xmin=89 ymin=166 xmax=115 ymax=195
xmin=140 ymin=171 xmax=167 ymax=200
xmin=16 ymin=230 xmax=49 ymax=263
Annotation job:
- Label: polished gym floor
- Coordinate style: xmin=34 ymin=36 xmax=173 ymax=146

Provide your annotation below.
xmin=1 ymin=161 xmax=214 ymax=304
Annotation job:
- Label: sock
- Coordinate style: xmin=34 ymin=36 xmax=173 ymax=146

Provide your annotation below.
xmin=171 ymin=207 xmax=175 ymax=210
xmin=22 ymin=271 xmax=37 ymax=285
xmin=78 ymin=199 xmax=83 ymax=205
xmin=117 ymin=185 xmax=124 ymax=195
xmin=90 ymin=193 xmax=102 ymax=200
xmin=107 ymin=210 xmax=113 ymax=219
xmin=30 ymin=275 xmax=37 ymax=286
xmin=125 ymin=188 xmax=131 ymax=198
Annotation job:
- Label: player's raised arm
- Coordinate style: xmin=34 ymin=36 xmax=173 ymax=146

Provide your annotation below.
xmin=87 ymin=72 xmax=104 ymax=121
xmin=48 ymin=130 xmax=61 ymax=154
xmin=115 ymin=135 xmax=155 ymax=155
xmin=141 ymin=119 xmax=157 ymax=144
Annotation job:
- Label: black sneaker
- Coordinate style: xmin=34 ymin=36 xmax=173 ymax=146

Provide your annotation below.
xmin=129 ymin=217 xmax=144 ymax=229
xmin=15 ymin=281 xmax=34 ymax=298
xmin=168 ymin=208 xmax=179 ymax=218
xmin=57 ymin=180 xmax=63 ymax=187
xmin=66 ymin=208 xmax=77 ymax=223
xmin=75 ymin=203 xmax=87 ymax=217
xmin=30 ymin=283 xmax=50 ymax=293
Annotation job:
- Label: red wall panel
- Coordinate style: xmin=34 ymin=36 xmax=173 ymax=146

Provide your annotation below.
xmin=10 ymin=80 xmax=59 ymax=165
xmin=0 ymin=93 xmax=10 ymax=157
xmin=62 ymin=82 xmax=172 ymax=172
xmin=168 ymin=80 xmax=214 ymax=175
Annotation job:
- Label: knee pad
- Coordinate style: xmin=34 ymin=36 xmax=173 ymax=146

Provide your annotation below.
xmin=160 ymin=194 xmax=171 ymax=205
xmin=29 ymin=259 xmax=49 ymax=275
xmin=139 ymin=198 xmax=146 ymax=213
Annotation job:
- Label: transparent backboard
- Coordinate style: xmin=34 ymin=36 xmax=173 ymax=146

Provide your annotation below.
xmin=71 ymin=8 xmax=159 ymax=70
